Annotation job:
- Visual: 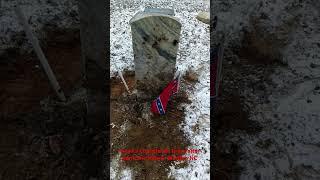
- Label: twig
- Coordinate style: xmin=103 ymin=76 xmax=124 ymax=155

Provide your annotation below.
xmin=14 ymin=6 xmax=66 ymax=102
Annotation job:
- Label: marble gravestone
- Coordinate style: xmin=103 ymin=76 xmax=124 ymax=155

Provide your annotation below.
xmin=130 ymin=8 xmax=182 ymax=98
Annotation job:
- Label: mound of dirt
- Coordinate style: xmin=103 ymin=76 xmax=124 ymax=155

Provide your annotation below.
xmin=0 ymin=27 xmax=106 ymax=179
xmin=0 ymin=27 xmax=82 ymax=117
xmin=111 ymin=72 xmax=192 ymax=179
xmin=212 ymin=29 xmax=279 ymax=179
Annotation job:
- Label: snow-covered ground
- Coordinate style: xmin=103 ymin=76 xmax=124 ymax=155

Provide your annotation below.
xmin=3 ymin=0 xmax=318 ymax=179
xmin=0 ymin=0 xmax=79 ymax=55
xmin=213 ymin=0 xmax=320 ymax=179
xmin=111 ymin=0 xmax=210 ymax=179
xmin=1 ymin=0 xmax=210 ymax=179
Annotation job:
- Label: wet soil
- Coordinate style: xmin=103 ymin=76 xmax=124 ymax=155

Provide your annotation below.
xmin=0 ymin=28 xmax=82 ymax=116
xmin=212 ymin=31 xmax=280 ymax=179
xmin=111 ymin=72 xmax=192 ymax=180
xmin=0 ymin=28 xmax=105 ymax=179
xmin=212 ymin=92 xmax=249 ymax=180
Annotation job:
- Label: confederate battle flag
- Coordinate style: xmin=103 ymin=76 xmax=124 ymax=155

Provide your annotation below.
xmin=150 ymin=74 xmax=180 ymax=115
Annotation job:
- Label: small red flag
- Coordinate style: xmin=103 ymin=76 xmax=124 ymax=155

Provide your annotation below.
xmin=151 ymin=77 xmax=179 ymax=115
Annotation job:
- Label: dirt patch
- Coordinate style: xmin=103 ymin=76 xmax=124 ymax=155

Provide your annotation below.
xmin=184 ymin=69 xmax=199 ymax=83
xmin=0 ymin=27 xmax=106 ymax=179
xmin=212 ymin=92 xmax=247 ymax=180
xmin=237 ymin=15 xmax=295 ymax=66
xmin=111 ymin=72 xmax=191 ymax=179
xmin=212 ymin=33 xmax=280 ymax=179
xmin=0 ymin=27 xmax=82 ymax=117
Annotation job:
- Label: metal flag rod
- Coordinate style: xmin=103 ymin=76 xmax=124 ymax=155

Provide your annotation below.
xmin=118 ymin=70 xmax=131 ymax=94
xmin=114 ymin=64 xmax=131 ymax=94
xmin=14 ymin=6 xmax=66 ymax=102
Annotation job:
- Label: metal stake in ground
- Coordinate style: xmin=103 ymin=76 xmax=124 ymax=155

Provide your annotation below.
xmin=14 ymin=6 xmax=66 ymax=102
xmin=118 ymin=69 xmax=131 ymax=94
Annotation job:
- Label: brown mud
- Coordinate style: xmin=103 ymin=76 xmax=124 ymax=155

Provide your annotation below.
xmin=212 ymin=30 xmax=280 ymax=179
xmin=0 ymin=28 xmax=82 ymax=116
xmin=0 ymin=27 xmax=105 ymax=179
xmin=111 ymin=72 xmax=192 ymax=179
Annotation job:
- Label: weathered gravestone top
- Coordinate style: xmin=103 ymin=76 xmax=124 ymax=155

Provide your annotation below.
xmin=130 ymin=8 xmax=181 ymax=99
xmin=144 ymin=8 xmax=175 ymax=16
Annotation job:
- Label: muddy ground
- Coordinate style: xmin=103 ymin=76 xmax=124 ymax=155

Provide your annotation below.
xmin=110 ymin=72 xmax=195 ymax=179
xmin=0 ymin=28 xmax=106 ymax=180
xmin=2 ymin=0 xmax=319 ymax=179
xmin=212 ymin=35 xmax=281 ymax=179
xmin=212 ymin=0 xmax=320 ymax=179
xmin=110 ymin=1 xmax=211 ymax=178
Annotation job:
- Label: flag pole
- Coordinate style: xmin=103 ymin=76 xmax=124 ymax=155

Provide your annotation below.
xmin=14 ymin=6 xmax=66 ymax=102
xmin=114 ymin=64 xmax=131 ymax=94
xmin=118 ymin=70 xmax=131 ymax=94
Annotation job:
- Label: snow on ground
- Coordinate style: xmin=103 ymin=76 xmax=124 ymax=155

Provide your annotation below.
xmin=2 ymin=0 xmax=210 ymax=179
xmin=2 ymin=0 xmax=319 ymax=179
xmin=0 ymin=0 xmax=79 ymax=55
xmin=111 ymin=0 xmax=210 ymax=179
xmin=213 ymin=0 xmax=320 ymax=179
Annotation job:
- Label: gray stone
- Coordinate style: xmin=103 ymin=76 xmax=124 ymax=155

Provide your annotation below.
xmin=144 ymin=8 xmax=175 ymax=16
xmin=130 ymin=9 xmax=181 ymax=98
xmin=196 ymin=11 xmax=210 ymax=24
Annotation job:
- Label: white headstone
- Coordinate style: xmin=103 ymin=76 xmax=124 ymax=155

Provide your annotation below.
xmin=130 ymin=8 xmax=182 ymax=98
